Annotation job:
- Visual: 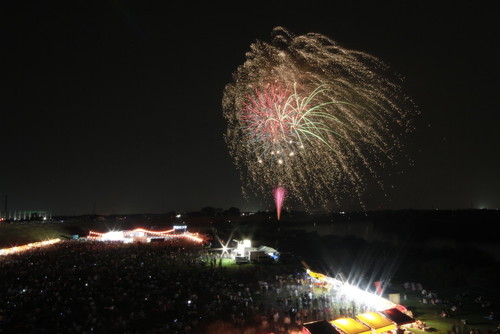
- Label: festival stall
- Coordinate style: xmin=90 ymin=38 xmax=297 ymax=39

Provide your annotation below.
xmin=330 ymin=318 xmax=372 ymax=334
xmin=380 ymin=308 xmax=415 ymax=326
xmin=303 ymin=320 xmax=341 ymax=334
xmin=355 ymin=312 xmax=396 ymax=333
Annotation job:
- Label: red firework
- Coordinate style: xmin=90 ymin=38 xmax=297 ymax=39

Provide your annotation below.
xmin=241 ymin=83 xmax=298 ymax=145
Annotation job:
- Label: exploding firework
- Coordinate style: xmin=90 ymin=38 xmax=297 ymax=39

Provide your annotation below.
xmin=273 ymin=186 xmax=286 ymax=220
xmin=241 ymin=82 xmax=348 ymax=159
xmin=223 ymin=27 xmax=417 ymax=210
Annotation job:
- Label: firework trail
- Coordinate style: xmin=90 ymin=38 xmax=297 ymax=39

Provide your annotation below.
xmin=223 ymin=27 xmax=417 ymax=210
xmin=273 ymin=186 xmax=286 ymax=220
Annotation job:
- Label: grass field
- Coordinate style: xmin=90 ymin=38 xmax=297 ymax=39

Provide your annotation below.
xmin=0 ymin=222 xmax=73 ymax=248
xmin=398 ymin=287 xmax=499 ymax=334
xmin=0 ymin=220 xmax=151 ymax=248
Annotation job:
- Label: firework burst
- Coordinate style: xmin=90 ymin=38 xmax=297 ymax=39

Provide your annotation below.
xmin=241 ymin=82 xmax=348 ymax=159
xmin=223 ymin=27 xmax=417 ymax=210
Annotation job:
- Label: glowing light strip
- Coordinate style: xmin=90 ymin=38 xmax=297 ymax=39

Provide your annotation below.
xmin=86 ymin=229 xmax=204 ymax=243
xmin=124 ymin=228 xmax=175 ymax=236
xmin=88 ymin=228 xmax=175 ymax=237
xmin=0 ymin=239 xmax=61 ymax=256
xmin=182 ymin=233 xmax=204 ymax=243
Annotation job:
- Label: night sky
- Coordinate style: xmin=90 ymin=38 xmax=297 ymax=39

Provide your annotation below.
xmin=1 ymin=1 xmax=498 ymax=215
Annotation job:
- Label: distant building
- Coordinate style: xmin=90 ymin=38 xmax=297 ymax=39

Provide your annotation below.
xmin=0 ymin=210 xmax=51 ymax=221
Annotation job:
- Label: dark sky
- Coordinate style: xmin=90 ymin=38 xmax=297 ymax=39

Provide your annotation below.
xmin=1 ymin=1 xmax=498 ymax=215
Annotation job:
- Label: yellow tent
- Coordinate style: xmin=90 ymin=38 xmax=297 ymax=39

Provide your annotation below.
xmin=356 ymin=312 xmax=396 ymax=333
xmin=308 ymin=269 xmax=329 ymax=281
xmin=330 ymin=318 xmax=372 ymax=334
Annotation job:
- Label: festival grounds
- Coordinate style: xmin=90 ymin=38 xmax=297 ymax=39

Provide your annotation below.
xmin=1 ymin=220 xmax=499 ymax=334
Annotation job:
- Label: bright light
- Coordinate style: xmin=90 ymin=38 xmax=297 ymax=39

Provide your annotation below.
xmin=306 ymin=269 xmax=396 ymax=311
xmin=173 ymin=225 xmax=187 ymax=230
xmin=336 ymin=319 xmax=350 ymax=325
xmin=359 ymin=312 xmax=376 ymax=320
xmin=243 ymin=239 xmax=251 ymax=247
xmin=102 ymin=231 xmax=124 ymax=241
xmin=176 ymin=214 xmax=181 ymax=218
xmin=339 ymin=282 xmax=395 ymax=310
xmin=237 ymin=243 xmax=245 ymax=256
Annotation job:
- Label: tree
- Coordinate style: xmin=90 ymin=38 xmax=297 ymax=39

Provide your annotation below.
xmin=201 ymin=207 xmax=216 ymax=217
xmin=224 ymin=207 xmax=240 ymax=216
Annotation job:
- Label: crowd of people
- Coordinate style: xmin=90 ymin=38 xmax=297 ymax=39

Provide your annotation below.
xmin=3 ymin=239 xmax=498 ymax=334
xmin=0 ymin=239 xmax=380 ymax=334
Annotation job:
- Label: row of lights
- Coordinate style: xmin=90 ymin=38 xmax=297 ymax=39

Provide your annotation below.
xmin=87 ymin=229 xmax=203 ymax=243
xmin=0 ymin=239 xmax=61 ymax=257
